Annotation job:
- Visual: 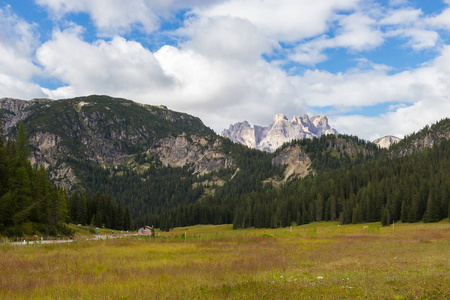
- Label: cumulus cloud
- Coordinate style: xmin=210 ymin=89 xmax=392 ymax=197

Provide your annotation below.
xmin=290 ymin=12 xmax=384 ymax=65
xmin=36 ymin=0 xmax=160 ymax=35
xmin=35 ymin=0 xmax=226 ymax=35
xmin=154 ymin=45 xmax=305 ymax=131
xmin=37 ymin=26 xmax=173 ymax=99
xmin=291 ymin=45 xmax=450 ymax=139
xmin=193 ymin=0 xmax=359 ymax=42
xmin=426 ymin=6 xmax=450 ymax=31
xmin=0 ymin=6 xmax=45 ymax=98
xmin=380 ymin=8 xmax=422 ymax=25
xmin=179 ymin=16 xmax=278 ymax=61
xmin=334 ymin=97 xmax=450 ymax=141
xmin=389 ymin=28 xmax=439 ymax=50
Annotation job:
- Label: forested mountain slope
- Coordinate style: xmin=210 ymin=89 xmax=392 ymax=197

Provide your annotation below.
xmin=0 ymin=95 xmax=216 ymax=189
xmin=0 ymin=96 xmax=285 ymax=228
xmin=157 ymin=134 xmax=383 ymax=230
xmin=390 ymin=118 xmax=450 ymax=157
xmin=2 ymin=95 xmax=448 ymax=230
xmin=228 ymin=119 xmax=450 ymax=228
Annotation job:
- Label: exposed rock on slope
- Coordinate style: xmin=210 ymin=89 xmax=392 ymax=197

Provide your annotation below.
xmin=272 ymin=145 xmax=312 ymax=181
xmin=389 ymin=119 xmax=450 ymax=157
xmin=149 ymin=134 xmax=234 ymax=175
xmin=0 ymin=95 xmax=232 ymax=189
xmin=222 ymin=114 xmax=337 ymax=152
xmin=373 ymin=135 xmax=401 ymax=149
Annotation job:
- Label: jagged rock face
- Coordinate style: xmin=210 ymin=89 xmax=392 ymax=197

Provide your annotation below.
xmin=389 ymin=121 xmax=450 ymax=157
xmin=222 ymin=113 xmax=337 ymax=152
xmin=373 ymin=135 xmax=401 ymax=149
xmin=223 ymin=121 xmax=256 ymax=149
xmin=149 ymin=135 xmax=235 ymax=175
xmin=0 ymin=98 xmax=52 ymax=131
xmin=272 ymin=145 xmax=312 ymax=181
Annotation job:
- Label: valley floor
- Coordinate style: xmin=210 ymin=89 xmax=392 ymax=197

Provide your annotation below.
xmin=1 ymin=222 xmax=449 ymax=299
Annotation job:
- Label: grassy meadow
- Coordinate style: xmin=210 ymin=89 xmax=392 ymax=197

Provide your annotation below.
xmin=1 ymin=221 xmax=449 ymax=299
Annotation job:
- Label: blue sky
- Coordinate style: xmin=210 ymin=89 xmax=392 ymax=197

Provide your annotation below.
xmin=2 ymin=0 xmax=450 ymax=140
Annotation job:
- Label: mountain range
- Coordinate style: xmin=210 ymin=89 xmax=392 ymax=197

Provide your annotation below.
xmin=1 ymin=95 xmax=449 ymax=230
xmin=222 ymin=113 xmax=338 ymax=152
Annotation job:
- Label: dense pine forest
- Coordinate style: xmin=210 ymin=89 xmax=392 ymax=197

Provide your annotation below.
xmin=65 ymin=137 xmax=286 ymax=229
xmin=229 ymin=137 xmax=450 ymax=229
xmin=68 ymin=192 xmax=132 ymax=231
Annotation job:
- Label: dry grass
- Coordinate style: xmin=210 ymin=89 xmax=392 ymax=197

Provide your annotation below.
xmin=1 ymin=222 xmax=449 ymax=299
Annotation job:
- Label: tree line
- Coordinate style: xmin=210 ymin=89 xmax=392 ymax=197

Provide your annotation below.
xmin=68 ymin=192 xmax=132 ymax=231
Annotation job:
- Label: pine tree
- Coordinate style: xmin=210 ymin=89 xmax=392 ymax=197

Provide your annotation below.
xmin=15 ymin=122 xmax=30 ymax=169
xmin=329 ymin=195 xmax=337 ymax=221
xmin=423 ymin=192 xmax=441 ymax=223
xmin=32 ymin=165 xmax=52 ymax=224
xmin=123 ymin=207 xmax=132 ymax=230
xmin=0 ymin=119 xmax=9 ymax=198
xmin=381 ymin=207 xmax=391 ymax=226
xmin=400 ymin=200 xmax=408 ymax=223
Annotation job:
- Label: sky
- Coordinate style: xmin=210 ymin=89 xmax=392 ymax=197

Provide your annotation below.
xmin=2 ymin=0 xmax=450 ymax=140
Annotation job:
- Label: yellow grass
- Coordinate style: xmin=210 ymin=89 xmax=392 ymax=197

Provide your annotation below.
xmin=1 ymin=222 xmax=449 ymax=299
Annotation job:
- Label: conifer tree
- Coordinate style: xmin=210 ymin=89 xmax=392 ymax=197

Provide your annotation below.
xmin=423 ymin=192 xmax=441 ymax=223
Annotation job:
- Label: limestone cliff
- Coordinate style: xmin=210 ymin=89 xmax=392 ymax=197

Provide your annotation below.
xmin=222 ymin=113 xmax=337 ymax=152
xmin=373 ymin=135 xmax=401 ymax=149
xmin=272 ymin=145 xmax=312 ymax=181
xmin=149 ymin=134 xmax=234 ymax=175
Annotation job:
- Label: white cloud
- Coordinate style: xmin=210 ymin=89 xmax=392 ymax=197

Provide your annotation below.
xmin=151 ymin=45 xmax=306 ymax=132
xmin=179 ymin=16 xmax=278 ymax=61
xmin=391 ymin=28 xmax=439 ymax=50
xmin=291 ymin=45 xmax=450 ymax=139
xmin=0 ymin=6 xmax=45 ymax=98
xmin=333 ymin=12 xmax=384 ymax=50
xmin=193 ymin=0 xmax=359 ymax=42
xmin=290 ymin=12 xmax=383 ymax=64
xmin=37 ymin=27 xmax=173 ymax=99
xmin=426 ymin=7 xmax=450 ymax=30
xmin=36 ymin=0 xmax=160 ymax=35
xmin=35 ymin=0 xmax=226 ymax=35
xmin=333 ymin=97 xmax=450 ymax=141
xmin=380 ymin=8 xmax=422 ymax=25
xmin=388 ymin=0 xmax=410 ymax=7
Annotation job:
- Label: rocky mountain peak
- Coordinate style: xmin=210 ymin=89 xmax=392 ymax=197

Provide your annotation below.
xmin=273 ymin=114 xmax=288 ymax=123
xmin=222 ymin=113 xmax=338 ymax=152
